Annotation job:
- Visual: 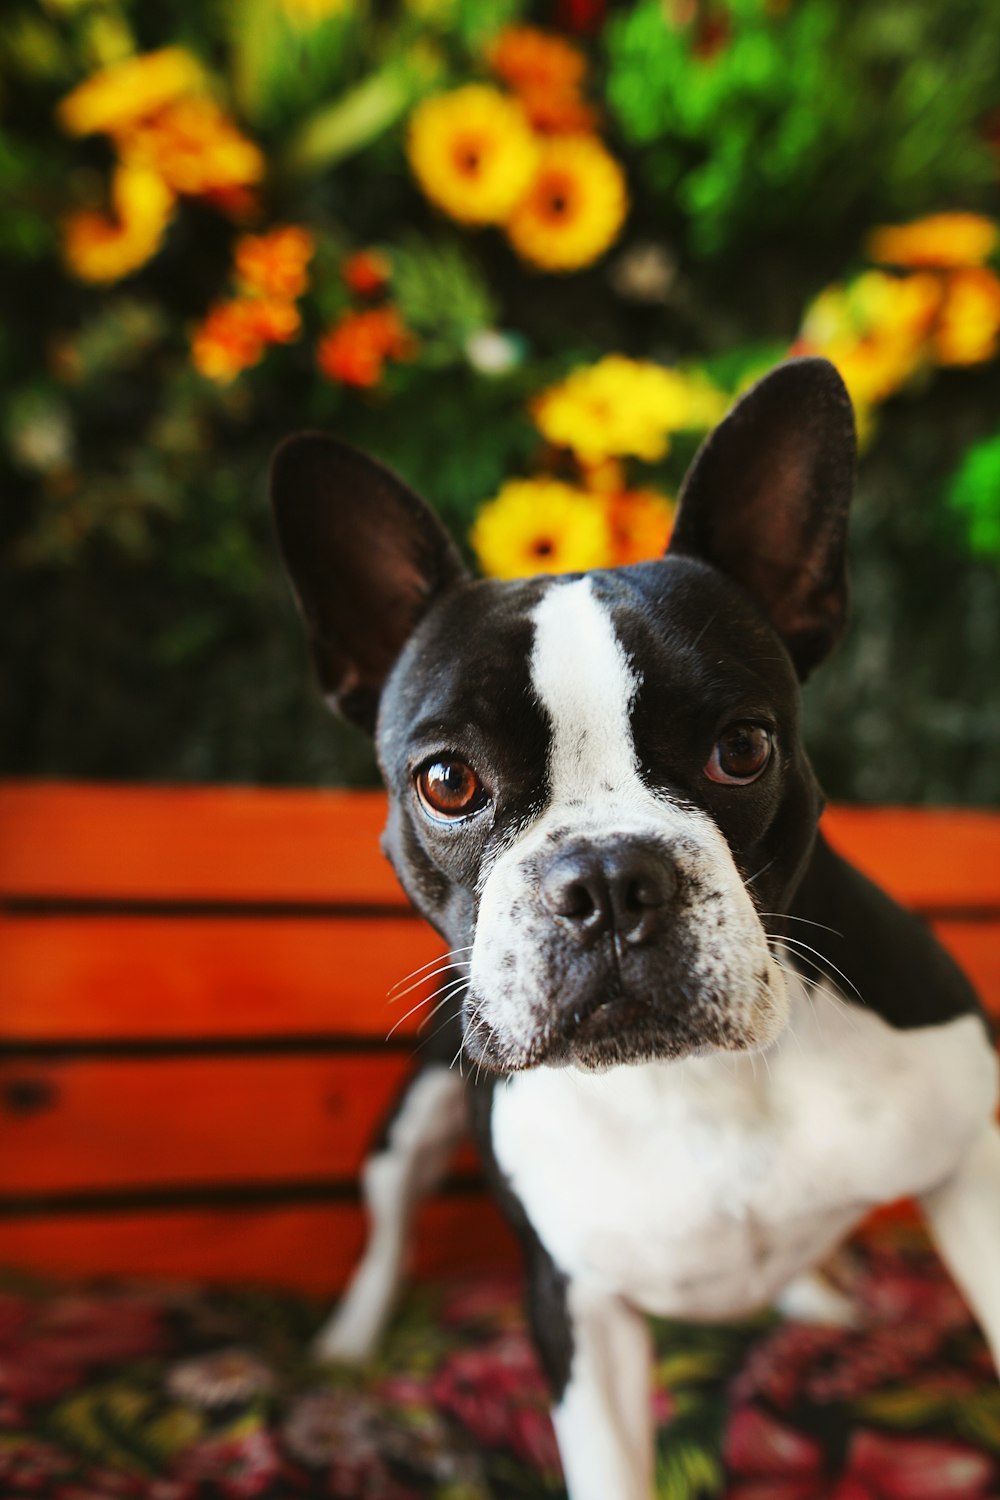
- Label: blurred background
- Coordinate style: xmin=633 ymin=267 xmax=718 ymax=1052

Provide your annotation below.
xmin=3 ymin=0 xmax=1000 ymax=804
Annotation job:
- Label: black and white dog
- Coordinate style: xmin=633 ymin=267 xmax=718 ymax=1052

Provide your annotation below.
xmin=272 ymin=357 xmax=1000 ymax=1500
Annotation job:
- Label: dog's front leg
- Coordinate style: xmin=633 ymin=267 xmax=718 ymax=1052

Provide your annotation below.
xmin=314 ymin=1061 xmax=466 ymax=1364
xmin=527 ymin=1248 xmax=653 ymax=1500
xmin=921 ymin=1122 xmax=1000 ymax=1373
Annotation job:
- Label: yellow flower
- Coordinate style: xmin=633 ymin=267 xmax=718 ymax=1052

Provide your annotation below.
xmin=798 ymin=271 xmax=942 ymax=407
xmin=62 ymin=161 xmax=175 ymax=283
xmin=506 ymin=135 xmax=627 ymax=272
xmin=235 ymin=225 xmax=315 ymax=300
xmin=120 ymin=96 xmax=264 ymax=197
xmin=471 ymin=478 xmax=613 ymax=579
xmin=934 ymin=267 xmax=1000 ymax=366
xmin=407 ymin=85 xmax=538 ymax=226
xmin=867 ymin=213 xmax=999 ymax=270
xmin=57 ymin=47 xmax=203 ymax=136
xmin=534 ymin=356 xmax=726 ymax=466
xmin=279 ymin=0 xmax=350 ymax=23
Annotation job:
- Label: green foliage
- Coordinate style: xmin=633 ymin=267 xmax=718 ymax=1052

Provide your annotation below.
xmin=947 ymin=430 xmax=1000 ymax=561
xmin=606 ymin=0 xmax=1000 ymax=257
xmin=2 ymin=0 xmax=1000 ymax=798
xmin=391 ymin=236 xmax=498 ymax=368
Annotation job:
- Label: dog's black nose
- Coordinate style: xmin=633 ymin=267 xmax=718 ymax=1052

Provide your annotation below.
xmin=540 ymin=842 xmax=676 ymax=947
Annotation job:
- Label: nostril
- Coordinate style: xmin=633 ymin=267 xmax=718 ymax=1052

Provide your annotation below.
xmin=560 ymin=880 xmax=598 ymax=921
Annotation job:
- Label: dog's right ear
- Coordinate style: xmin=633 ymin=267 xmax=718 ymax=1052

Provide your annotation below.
xmin=271 ymin=433 xmax=467 ymax=733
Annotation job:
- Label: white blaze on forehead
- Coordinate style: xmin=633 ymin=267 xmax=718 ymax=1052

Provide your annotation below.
xmin=531 ymin=578 xmax=641 ymax=800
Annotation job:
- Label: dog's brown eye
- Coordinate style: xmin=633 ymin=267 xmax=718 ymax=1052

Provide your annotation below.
xmin=705 ymin=723 xmax=773 ymax=785
xmin=416 ymin=759 xmax=488 ymax=821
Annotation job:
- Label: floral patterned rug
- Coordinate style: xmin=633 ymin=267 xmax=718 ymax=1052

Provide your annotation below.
xmin=2 ymin=1224 xmax=999 ymax=1500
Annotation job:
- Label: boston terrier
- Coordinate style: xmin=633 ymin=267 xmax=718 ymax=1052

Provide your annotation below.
xmin=271 ymin=357 xmax=1000 ymax=1500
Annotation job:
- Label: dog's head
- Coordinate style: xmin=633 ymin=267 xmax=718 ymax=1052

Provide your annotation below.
xmin=272 ymin=357 xmax=855 ymax=1072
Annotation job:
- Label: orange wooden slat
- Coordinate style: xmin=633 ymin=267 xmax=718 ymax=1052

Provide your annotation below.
xmin=2 ymin=786 xmax=999 ymax=912
xmin=932 ymin=922 xmax=1000 ymax=1016
xmin=0 ymin=1196 xmax=518 ymax=1294
xmin=0 ymin=915 xmax=444 ymax=1039
xmin=0 ymin=1055 xmax=419 ymax=1193
xmin=822 ymin=807 xmax=1000 ymax=911
xmin=0 ymin=783 xmax=401 ymax=905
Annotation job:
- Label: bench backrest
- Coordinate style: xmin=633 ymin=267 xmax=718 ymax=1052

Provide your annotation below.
xmin=1 ymin=784 xmax=998 ymax=1292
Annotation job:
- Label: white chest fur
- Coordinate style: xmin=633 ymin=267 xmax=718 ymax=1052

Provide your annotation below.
xmin=491 ymin=980 xmax=998 ymax=1320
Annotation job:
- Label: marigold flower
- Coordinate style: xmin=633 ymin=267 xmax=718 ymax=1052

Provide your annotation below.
xmin=471 ymin=478 xmax=613 ymax=579
xmin=62 ymin=162 xmax=175 ymax=284
xmin=120 ymin=96 xmax=264 ymax=198
xmin=192 ymin=297 xmax=300 ymax=384
xmin=407 ymin=85 xmax=538 ymax=226
xmin=534 ymin=356 xmax=726 ymax=465
xmin=342 ymin=249 xmax=391 ymax=296
xmin=518 ymin=89 xmax=599 ymax=135
xmin=488 ymin=26 xmax=587 ymax=95
xmin=867 ymin=213 xmax=999 ymax=270
xmin=799 ymin=271 xmax=942 ymax=406
xmin=608 ymin=489 xmax=675 ymax=566
xmin=235 ymin=226 xmax=315 ymax=300
xmin=486 ymin=26 xmax=596 ymax=134
xmin=57 ymin=47 xmax=203 ymax=137
xmin=280 ymin=0 xmax=350 ymax=22
xmin=934 ymin=267 xmax=1000 ymax=366
xmin=507 ymin=135 xmax=627 ymax=272
xmin=316 ymin=307 xmax=416 ymax=388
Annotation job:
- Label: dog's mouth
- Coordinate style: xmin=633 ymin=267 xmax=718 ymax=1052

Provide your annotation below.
xmin=461 ymin=965 xmax=783 ymax=1074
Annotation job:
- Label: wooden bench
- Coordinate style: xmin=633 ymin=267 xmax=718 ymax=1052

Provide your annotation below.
xmin=1 ymin=783 xmax=998 ymax=1293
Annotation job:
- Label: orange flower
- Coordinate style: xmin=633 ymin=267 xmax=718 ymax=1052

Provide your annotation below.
xmin=192 ymin=297 xmax=300 ymax=383
xmin=607 ymin=489 xmax=675 ymax=565
xmin=934 ymin=267 xmax=1000 ymax=366
xmin=119 ymin=96 xmax=264 ymax=198
xmin=487 ymin=25 xmax=596 ymax=134
xmin=235 ymin=225 xmax=315 ymax=300
xmin=867 ymin=213 xmax=999 ymax=270
xmin=488 ymin=26 xmax=587 ymax=96
xmin=316 ymin=307 xmax=416 ymax=388
xmin=517 ymin=88 xmax=598 ymax=135
xmin=342 ymin=249 xmax=391 ymax=296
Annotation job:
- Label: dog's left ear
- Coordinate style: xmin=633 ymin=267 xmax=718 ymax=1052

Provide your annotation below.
xmin=271 ymin=433 xmax=467 ymax=733
xmin=669 ymin=356 xmax=856 ymax=679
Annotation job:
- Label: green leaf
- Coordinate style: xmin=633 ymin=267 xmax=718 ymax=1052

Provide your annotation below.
xmin=392 ymin=236 xmax=498 ymax=366
xmin=856 ymin=1385 xmax=951 ymax=1426
xmin=957 ymin=1390 xmax=1000 ymax=1451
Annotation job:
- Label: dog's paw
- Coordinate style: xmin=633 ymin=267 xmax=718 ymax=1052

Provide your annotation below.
xmin=311 ymin=1308 xmax=382 ymax=1367
xmin=775 ymin=1271 xmax=861 ymax=1329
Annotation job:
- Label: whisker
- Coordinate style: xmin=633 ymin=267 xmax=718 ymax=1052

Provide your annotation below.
xmin=743 ymin=855 xmax=777 ymax=891
xmin=388 ymin=959 xmax=470 ymax=1005
xmin=758 ymin=913 xmax=845 ymax=940
xmin=413 ymin=1005 xmax=465 ymax=1055
xmin=387 ymin=946 xmax=475 ymax=997
xmin=777 ymin=934 xmax=864 ymax=1005
xmin=387 ymin=975 xmax=470 ymax=1039
xmin=769 ymin=942 xmax=863 ymax=1037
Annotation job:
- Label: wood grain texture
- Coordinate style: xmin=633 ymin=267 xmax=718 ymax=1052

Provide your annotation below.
xmin=0 ymin=1054 xmax=412 ymax=1192
xmin=0 ymin=1196 xmax=518 ymax=1294
xmin=3 ymin=784 xmax=999 ymax=911
xmin=0 ymin=914 xmax=444 ymax=1039
xmin=0 ymin=783 xmax=398 ymax=904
